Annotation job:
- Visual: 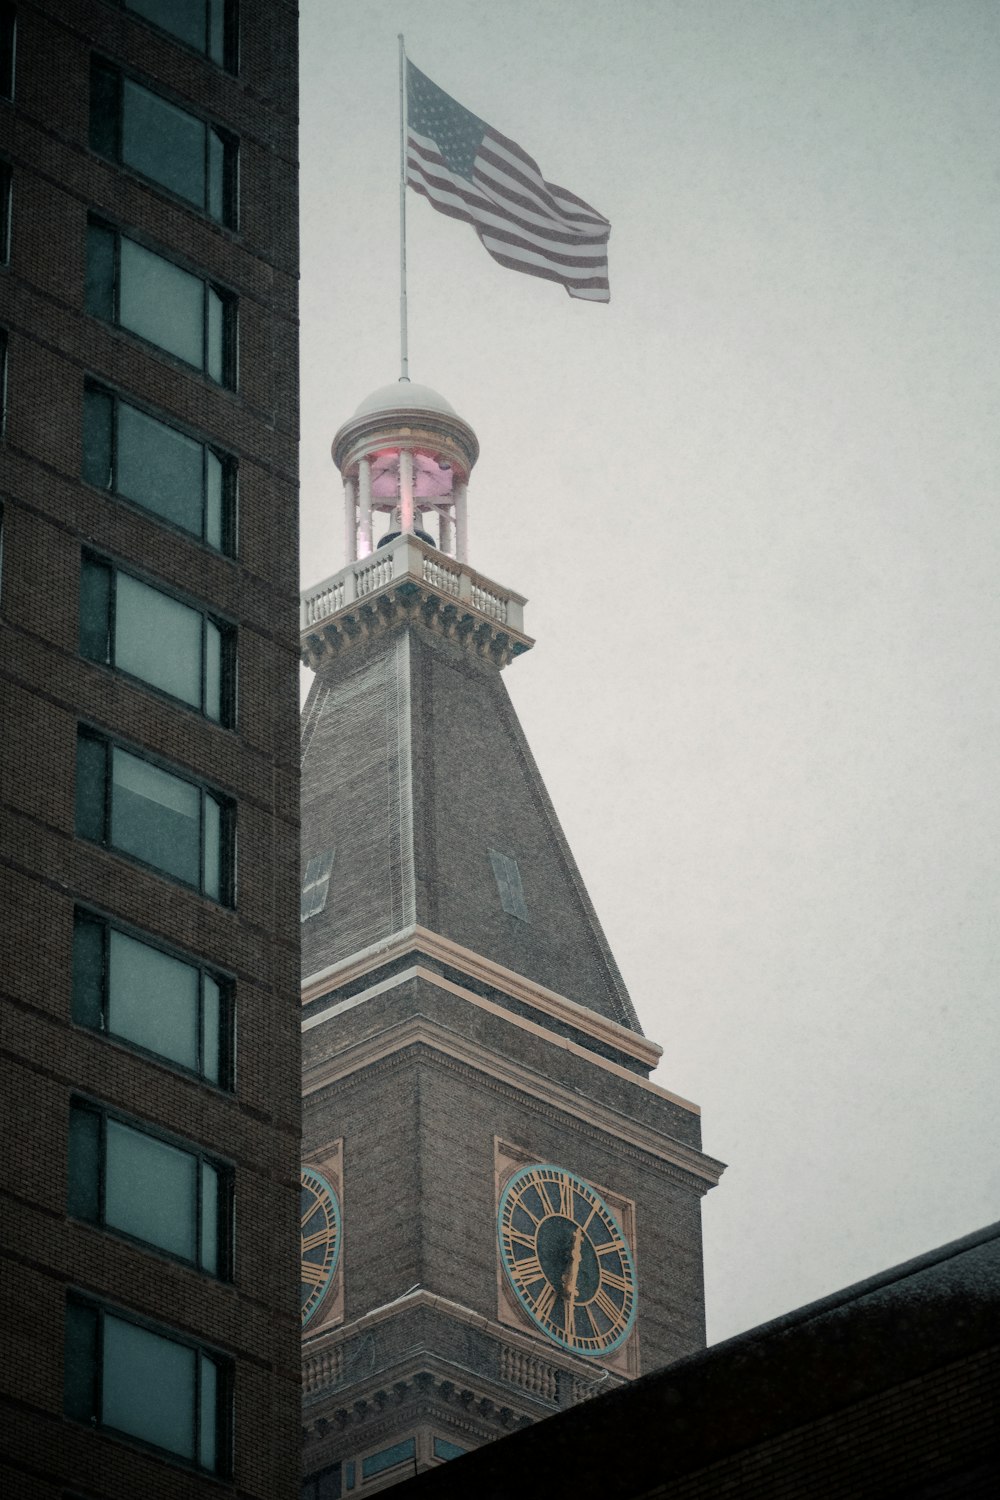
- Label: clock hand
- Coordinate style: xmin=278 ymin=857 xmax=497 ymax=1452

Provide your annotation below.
xmin=561 ymin=1226 xmax=584 ymax=1337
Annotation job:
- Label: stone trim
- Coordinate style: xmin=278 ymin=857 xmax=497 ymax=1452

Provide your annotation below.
xmin=302 ymin=986 xmax=726 ymax=1189
xmin=302 ymin=923 xmax=666 ymax=1079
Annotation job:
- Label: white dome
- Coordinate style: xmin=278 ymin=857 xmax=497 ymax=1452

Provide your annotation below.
xmin=352 ymin=380 xmax=458 ymax=419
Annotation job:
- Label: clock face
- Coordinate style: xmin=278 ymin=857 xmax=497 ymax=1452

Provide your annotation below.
xmin=498 ymin=1163 xmax=637 ymax=1356
xmin=300 ymin=1167 xmax=341 ymax=1327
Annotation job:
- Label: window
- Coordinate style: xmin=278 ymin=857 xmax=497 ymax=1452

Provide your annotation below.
xmin=301 ymin=849 xmax=334 ymax=921
xmin=0 ymin=6 xmax=14 ymax=100
xmin=82 ymin=382 xmax=236 ymax=552
xmin=123 ymin=0 xmax=236 ymax=71
xmin=432 ymin=1438 xmax=468 ymax=1462
xmin=72 ymin=910 xmax=232 ymax=1086
xmin=488 ymin=848 xmax=529 ymax=921
xmin=361 ymin=1439 xmax=416 ymax=1481
xmin=68 ymin=1099 xmax=232 ymax=1275
xmin=75 ymin=729 xmax=234 ymax=903
xmin=80 ymin=553 xmax=235 ymax=724
xmin=65 ymin=1297 xmax=231 ymax=1473
xmin=0 ymin=159 xmax=10 ymax=263
xmin=301 ymin=1465 xmax=341 ymax=1500
xmin=91 ymin=60 xmax=237 ymax=225
xmin=86 ymin=219 xmax=236 ymax=385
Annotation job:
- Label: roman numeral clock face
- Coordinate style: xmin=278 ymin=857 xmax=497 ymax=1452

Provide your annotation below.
xmin=498 ymin=1164 xmax=637 ymax=1356
xmin=300 ymin=1167 xmax=341 ymax=1327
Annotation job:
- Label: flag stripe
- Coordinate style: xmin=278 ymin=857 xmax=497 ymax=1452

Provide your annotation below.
xmin=410 ymin=152 xmax=609 ymax=258
xmin=405 ymin=60 xmax=610 ymax=302
xmin=408 ymin=133 xmax=608 ymax=245
xmin=408 ymin=160 xmax=609 ymax=278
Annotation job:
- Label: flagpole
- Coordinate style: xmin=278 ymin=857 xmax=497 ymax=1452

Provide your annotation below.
xmin=398 ymin=34 xmax=409 ymax=382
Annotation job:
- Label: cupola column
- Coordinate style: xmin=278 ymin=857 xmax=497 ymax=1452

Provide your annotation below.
xmin=439 ymin=506 xmax=455 ymax=556
xmin=455 ymin=481 xmax=469 ymax=562
xmin=343 ymin=476 xmax=357 ymax=563
xmin=358 ymin=457 xmax=373 ymax=558
xmin=399 ymin=449 xmax=415 ymax=534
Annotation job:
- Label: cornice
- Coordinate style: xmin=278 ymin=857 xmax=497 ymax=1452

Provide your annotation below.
xmin=302 ymin=983 xmax=726 ymax=1190
xmin=303 ymin=1287 xmax=623 ymax=1398
xmin=300 ymin=535 xmax=533 ymax=673
xmin=302 ymin=923 xmax=666 ymax=1080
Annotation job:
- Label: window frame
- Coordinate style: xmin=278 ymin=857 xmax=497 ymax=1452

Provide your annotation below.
xmin=0 ymin=158 xmax=10 ymax=264
xmin=64 ymin=1294 xmax=233 ymax=1475
xmin=72 ymin=906 xmax=235 ymax=1088
xmin=85 ymin=216 xmax=238 ymax=388
xmin=68 ymin=1095 xmax=234 ymax=1277
xmin=80 ymin=549 xmax=237 ymax=726
xmin=119 ymin=0 xmax=238 ymax=73
xmin=82 ymin=378 xmax=237 ymax=554
xmin=90 ymin=56 xmax=239 ymax=227
xmin=75 ymin=725 xmax=236 ymax=905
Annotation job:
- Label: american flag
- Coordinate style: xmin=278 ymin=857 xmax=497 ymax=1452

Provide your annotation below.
xmin=406 ymin=61 xmax=611 ymax=303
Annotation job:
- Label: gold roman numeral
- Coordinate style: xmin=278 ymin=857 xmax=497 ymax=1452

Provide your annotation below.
xmin=302 ymin=1229 xmax=331 ymax=1254
xmin=592 ymin=1286 xmax=624 ymax=1325
xmin=601 ymin=1269 xmax=631 ymax=1293
xmin=558 ymin=1177 xmax=574 ymax=1217
xmin=506 ymin=1228 xmax=536 ymax=1252
xmin=512 ymin=1254 xmax=546 ymax=1288
xmin=534 ymin=1280 xmax=558 ymax=1322
xmin=301 ymin=1260 xmax=328 ymax=1286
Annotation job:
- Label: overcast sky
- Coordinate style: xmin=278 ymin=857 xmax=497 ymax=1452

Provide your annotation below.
xmin=298 ymin=0 xmax=1000 ymax=1343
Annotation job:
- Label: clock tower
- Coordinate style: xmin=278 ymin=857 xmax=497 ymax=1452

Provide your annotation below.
xmin=298 ymin=381 xmax=724 ymax=1491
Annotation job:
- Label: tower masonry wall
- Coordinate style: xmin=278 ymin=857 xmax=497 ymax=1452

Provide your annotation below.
xmin=302 ymin=974 xmax=713 ymax=1378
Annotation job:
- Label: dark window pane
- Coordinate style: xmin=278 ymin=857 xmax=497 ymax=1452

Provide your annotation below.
xmin=209 ymin=0 xmax=226 ymax=66
xmin=199 ymin=1354 xmax=218 ymax=1469
xmin=75 ymin=734 xmax=107 ymax=842
xmin=0 ymin=6 xmax=15 ymax=101
xmin=122 ymin=79 xmax=206 ymax=208
xmin=202 ymin=793 xmax=221 ymax=900
xmin=127 ymin=0 xmax=206 ymax=54
xmin=79 ymin=556 xmax=112 ymax=664
xmin=89 ymin=58 xmax=120 ymax=158
xmin=117 ymin=401 xmax=204 ymax=535
xmin=205 ymin=450 xmax=224 ymax=548
xmin=110 ymin=747 xmax=201 ymax=886
xmin=204 ymin=618 xmax=222 ymax=721
xmin=108 ymin=928 xmax=200 ymax=1070
xmin=71 ymin=914 xmax=105 ymax=1029
xmin=105 ymin=1118 xmax=198 ymax=1261
xmin=206 ymin=287 xmax=223 ymax=383
xmin=82 ymin=385 xmax=113 ymax=489
xmin=64 ymin=1301 xmax=98 ymax=1422
xmin=432 ymin=1438 xmax=468 ymax=1462
xmin=119 ymin=238 xmax=203 ymax=368
xmin=362 ymin=1440 xmax=416 ymax=1480
xmin=202 ymin=973 xmax=221 ymax=1083
xmin=103 ymin=1314 xmax=196 ymax=1458
xmin=200 ymin=1161 xmax=219 ymax=1274
xmin=115 ymin=571 xmax=203 ymax=708
xmin=207 ymin=129 xmax=224 ymax=221
xmin=85 ymin=222 xmax=115 ymax=321
xmin=67 ymin=1105 xmax=101 ymax=1221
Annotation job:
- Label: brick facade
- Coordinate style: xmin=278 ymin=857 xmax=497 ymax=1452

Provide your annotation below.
xmin=0 ymin=4 xmax=301 ymax=1497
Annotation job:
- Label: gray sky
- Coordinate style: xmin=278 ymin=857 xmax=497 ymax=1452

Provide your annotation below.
xmin=298 ymin=0 xmax=1000 ymax=1343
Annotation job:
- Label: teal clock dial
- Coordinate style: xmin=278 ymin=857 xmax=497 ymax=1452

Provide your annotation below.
xmin=498 ymin=1163 xmax=637 ymax=1356
xmin=300 ymin=1167 xmax=341 ymax=1327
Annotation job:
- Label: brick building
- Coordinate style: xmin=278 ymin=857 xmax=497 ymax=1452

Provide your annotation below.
xmin=0 ymin=4 xmax=301 ymax=1497
xmin=296 ymin=382 xmax=725 ymax=1492
xmin=387 ymin=1221 xmax=1000 ymax=1499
